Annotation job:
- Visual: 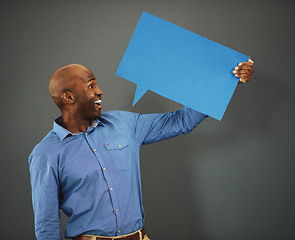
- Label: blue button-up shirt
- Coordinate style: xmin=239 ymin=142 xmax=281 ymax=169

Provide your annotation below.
xmin=29 ymin=107 xmax=206 ymax=239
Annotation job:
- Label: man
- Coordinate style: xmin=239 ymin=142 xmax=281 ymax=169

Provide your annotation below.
xmin=29 ymin=61 xmax=253 ymax=240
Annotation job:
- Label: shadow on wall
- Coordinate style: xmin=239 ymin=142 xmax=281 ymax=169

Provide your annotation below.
xmin=133 ymin=66 xmax=295 ymax=240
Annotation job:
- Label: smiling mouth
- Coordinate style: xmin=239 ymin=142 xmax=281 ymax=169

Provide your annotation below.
xmin=94 ymin=99 xmax=102 ymax=109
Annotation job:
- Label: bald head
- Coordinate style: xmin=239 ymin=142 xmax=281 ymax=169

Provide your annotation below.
xmin=49 ymin=64 xmax=91 ymax=109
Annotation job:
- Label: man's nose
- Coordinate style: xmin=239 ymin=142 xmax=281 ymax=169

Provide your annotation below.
xmin=96 ymin=86 xmax=103 ymax=96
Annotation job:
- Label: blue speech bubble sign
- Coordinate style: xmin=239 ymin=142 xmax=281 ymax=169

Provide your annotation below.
xmin=116 ymin=11 xmax=249 ymax=120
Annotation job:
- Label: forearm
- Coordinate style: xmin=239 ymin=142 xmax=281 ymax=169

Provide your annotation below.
xmin=138 ymin=106 xmax=207 ymax=144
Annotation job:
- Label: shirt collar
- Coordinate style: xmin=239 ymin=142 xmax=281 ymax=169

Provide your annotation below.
xmin=53 ymin=116 xmax=103 ymax=141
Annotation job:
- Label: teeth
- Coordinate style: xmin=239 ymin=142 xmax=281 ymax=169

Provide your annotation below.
xmin=94 ymin=100 xmax=102 ymax=104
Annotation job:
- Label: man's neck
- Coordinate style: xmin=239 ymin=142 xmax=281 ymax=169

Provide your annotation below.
xmin=61 ymin=113 xmax=92 ymax=133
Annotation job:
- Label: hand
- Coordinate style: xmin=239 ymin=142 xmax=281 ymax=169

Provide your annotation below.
xmin=233 ymin=58 xmax=254 ymax=83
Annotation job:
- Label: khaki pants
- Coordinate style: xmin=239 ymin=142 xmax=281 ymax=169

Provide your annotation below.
xmin=80 ymin=228 xmax=150 ymax=240
xmin=86 ymin=235 xmax=150 ymax=240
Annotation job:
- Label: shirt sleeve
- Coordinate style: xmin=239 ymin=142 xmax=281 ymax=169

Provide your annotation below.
xmin=29 ymin=153 xmax=61 ymax=240
xmin=120 ymin=106 xmax=207 ymax=145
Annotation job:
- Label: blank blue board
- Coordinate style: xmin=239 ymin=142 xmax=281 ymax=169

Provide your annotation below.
xmin=116 ymin=11 xmax=249 ymax=120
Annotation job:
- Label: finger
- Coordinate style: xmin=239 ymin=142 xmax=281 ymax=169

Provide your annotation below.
xmin=236 ymin=73 xmax=252 ymax=79
xmin=235 ymin=65 xmax=253 ymax=71
xmin=238 ymin=62 xmax=253 ymax=67
xmin=235 ymin=70 xmax=252 ymax=78
xmin=239 ymin=77 xmax=250 ymax=83
xmin=248 ymin=57 xmax=254 ymax=65
xmin=233 ymin=69 xmax=251 ymax=74
xmin=234 ymin=72 xmax=252 ymax=79
xmin=233 ymin=69 xmax=252 ymax=76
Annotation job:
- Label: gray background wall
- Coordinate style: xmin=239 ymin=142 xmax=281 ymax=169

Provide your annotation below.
xmin=1 ymin=0 xmax=294 ymax=239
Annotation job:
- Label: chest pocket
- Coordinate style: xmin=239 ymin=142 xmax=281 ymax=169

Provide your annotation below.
xmin=104 ymin=138 xmax=130 ymax=170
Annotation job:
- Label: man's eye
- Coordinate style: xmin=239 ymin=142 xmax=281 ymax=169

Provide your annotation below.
xmin=88 ymin=85 xmax=93 ymax=89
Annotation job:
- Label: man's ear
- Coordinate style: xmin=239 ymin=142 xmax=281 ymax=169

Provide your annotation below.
xmin=61 ymin=91 xmax=75 ymax=104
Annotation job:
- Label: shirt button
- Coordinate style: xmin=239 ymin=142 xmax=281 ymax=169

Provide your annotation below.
xmin=118 ymin=230 xmax=121 ymax=233
xmin=85 ymin=133 xmax=87 ymax=136
xmin=94 ymin=149 xmax=96 ymax=152
xmin=103 ymin=168 xmax=106 ymax=171
xmin=110 ymin=187 xmax=113 ymax=191
xmin=115 ymin=209 xmax=119 ymax=212
xmin=118 ymin=144 xmax=122 ymax=148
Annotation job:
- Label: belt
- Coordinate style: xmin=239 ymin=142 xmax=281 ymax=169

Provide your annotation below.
xmin=73 ymin=227 xmax=147 ymax=240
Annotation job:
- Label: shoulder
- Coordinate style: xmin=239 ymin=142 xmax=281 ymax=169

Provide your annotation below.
xmin=31 ymin=131 xmax=58 ymax=153
xmin=100 ymin=110 xmax=120 ymax=118
xmin=28 ymin=130 xmax=62 ymax=165
xmin=100 ymin=110 xmax=139 ymax=123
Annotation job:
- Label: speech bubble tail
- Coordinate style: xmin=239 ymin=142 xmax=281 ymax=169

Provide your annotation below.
xmin=132 ymin=85 xmax=147 ymax=107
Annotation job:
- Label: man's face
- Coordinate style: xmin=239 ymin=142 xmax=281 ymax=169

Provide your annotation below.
xmin=70 ymin=66 xmax=103 ymax=121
